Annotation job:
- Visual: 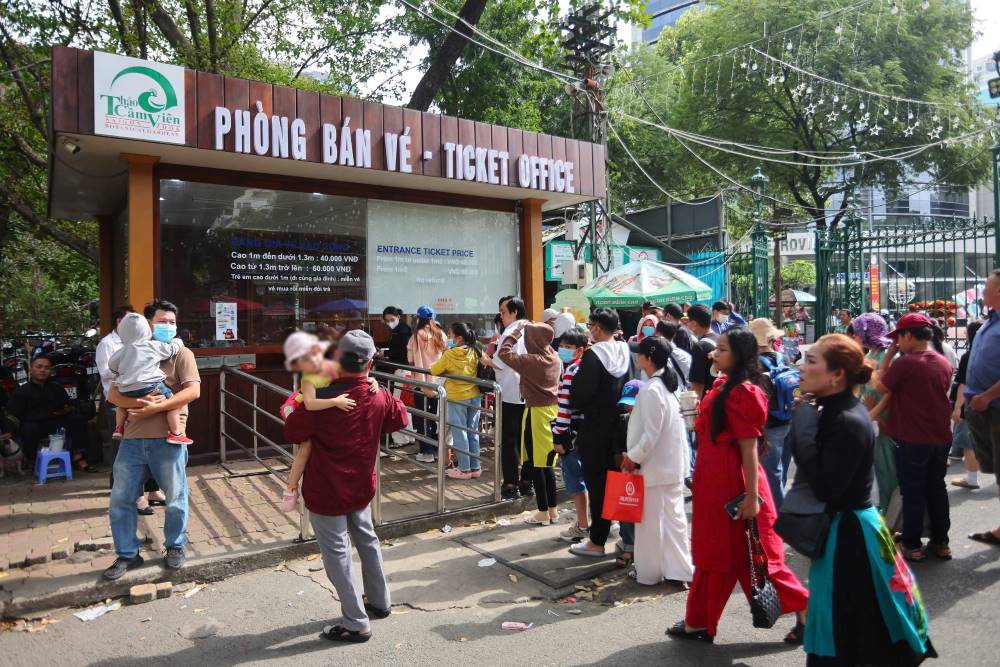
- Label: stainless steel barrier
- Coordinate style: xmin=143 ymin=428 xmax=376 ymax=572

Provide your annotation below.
xmin=218 ymin=360 xmax=504 ymax=534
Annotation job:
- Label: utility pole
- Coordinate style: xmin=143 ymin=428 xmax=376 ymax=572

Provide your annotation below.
xmin=773 ymin=232 xmax=784 ymax=327
xmin=561 ymin=3 xmax=614 ymax=277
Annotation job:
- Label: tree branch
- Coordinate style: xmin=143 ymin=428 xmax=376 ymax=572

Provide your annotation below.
xmin=0 ymin=182 xmax=98 ymax=265
xmin=406 ymin=0 xmax=488 ymax=112
xmin=141 ymin=0 xmax=198 ymax=66
xmin=105 ymin=0 xmax=133 ymax=55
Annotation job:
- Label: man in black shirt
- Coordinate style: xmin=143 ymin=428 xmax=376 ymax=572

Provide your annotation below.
xmin=5 ymin=355 xmax=90 ymax=463
xmin=663 ymin=303 xmax=695 ymax=354
xmin=686 ymin=304 xmax=719 ymax=398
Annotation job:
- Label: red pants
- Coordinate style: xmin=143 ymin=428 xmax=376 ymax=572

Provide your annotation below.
xmin=685 ymin=560 xmax=808 ymax=637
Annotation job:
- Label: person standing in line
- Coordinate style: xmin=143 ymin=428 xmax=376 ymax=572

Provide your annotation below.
xmin=552 ymin=330 xmax=591 ymax=542
xmin=430 ymin=322 xmax=483 ymax=480
xmin=668 ymin=328 xmax=807 ymax=643
xmin=851 ymin=312 xmax=898 ymax=511
xmin=796 ymin=334 xmax=936 ymax=665
xmin=96 ymin=304 xmax=164 ymax=515
xmin=951 ymin=321 xmax=983 ymax=490
xmin=568 ymin=308 xmax=631 ymax=558
xmin=834 ymin=309 xmax=852 ymax=335
xmin=482 ymin=296 xmax=532 ymax=499
xmin=284 ymin=331 xmax=408 ymax=643
xmin=662 ymin=303 xmax=696 ymax=354
xmin=499 ymin=321 xmax=563 ymax=525
xmin=685 ymin=305 xmax=719 ymax=398
xmin=621 ymin=336 xmax=693 ymax=586
xmin=636 ymin=301 xmax=660 ymax=339
xmin=872 ymin=313 xmax=954 ymax=561
xmin=406 ymin=305 xmax=448 ymax=464
xmin=655 ymin=320 xmax=692 ymax=387
xmin=710 ymin=300 xmax=747 ymax=336
xmin=750 ymin=318 xmax=794 ymax=510
xmin=965 ymin=269 xmax=1000 ymax=547
xmin=381 ymin=306 xmax=412 ymax=366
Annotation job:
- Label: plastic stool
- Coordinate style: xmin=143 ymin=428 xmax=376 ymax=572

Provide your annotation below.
xmin=35 ymin=450 xmax=73 ymax=484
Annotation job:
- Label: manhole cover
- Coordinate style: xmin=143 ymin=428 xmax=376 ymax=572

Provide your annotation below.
xmin=455 ymin=523 xmax=618 ymax=590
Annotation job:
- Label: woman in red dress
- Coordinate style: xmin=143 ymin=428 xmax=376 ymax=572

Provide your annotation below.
xmin=668 ymin=328 xmax=808 ymax=643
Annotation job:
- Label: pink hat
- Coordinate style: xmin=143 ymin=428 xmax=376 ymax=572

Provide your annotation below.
xmin=283 ymin=331 xmax=329 ymax=370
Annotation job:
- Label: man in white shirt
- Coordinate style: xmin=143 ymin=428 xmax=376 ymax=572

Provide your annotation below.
xmin=96 ymin=305 xmax=164 ymax=513
xmin=488 ymin=296 xmax=530 ymax=500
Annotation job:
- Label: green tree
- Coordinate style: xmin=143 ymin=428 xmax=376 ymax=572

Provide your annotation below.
xmin=608 ymin=0 xmax=989 ymax=225
xmin=780 ymin=260 xmax=816 ymax=290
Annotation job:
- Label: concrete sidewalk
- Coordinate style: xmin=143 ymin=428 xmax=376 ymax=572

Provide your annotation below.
xmin=0 ymin=451 xmax=530 ymax=618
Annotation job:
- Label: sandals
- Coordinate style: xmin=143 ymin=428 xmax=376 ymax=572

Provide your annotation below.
xmin=666 ymin=620 xmax=714 ymax=643
xmin=615 ymin=551 xmax=634 ymax=568
xmin=901 ymin=547 xmax=927 ymax=562
xmin=969 ymin=531 xmax=1000 ymax=546
xmin=925 ymin=542 xmax=952 ymax=560
xmin=321 ymin=625 xmax=371 ymax=643
xmin=363 ymin=596 xmax=391 ymax=619
xmin=784 ymin=621 xmax=805 ymax=645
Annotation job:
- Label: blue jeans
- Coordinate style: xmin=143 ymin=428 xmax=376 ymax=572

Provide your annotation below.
xmin=121 ymin=381 xmax=174 ymax=399
xmin=619 ymin=521 xmax=635 ymax=552
xmin=447 ymin=397 xmax=481 ymax=472
xmin=109 ymin=438 xmax=189 ymax=558
xmin=560 ymin=448 xmax=587 ymax=495
xmin=761 ymin=423 xmax=792 ymax=511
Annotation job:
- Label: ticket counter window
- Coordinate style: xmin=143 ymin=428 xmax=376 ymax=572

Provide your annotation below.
xmin=158 ymin=179 xmax=367 ymax=348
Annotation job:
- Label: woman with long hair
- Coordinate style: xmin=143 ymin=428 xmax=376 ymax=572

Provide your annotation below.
xmin=797 ymin=334 xmax=936 ymax=665
xmin=406 ymin=305 xmax=449 ymax=463
xmin=852 ymin=311 xmax=898 ymax=511
xmin=668 ymin=328 xmax=808 ymax=644
xmin=382 ymin=306 xmax=412 ymax=366
xmin=431 ymin=322 xmax=484 ymax=479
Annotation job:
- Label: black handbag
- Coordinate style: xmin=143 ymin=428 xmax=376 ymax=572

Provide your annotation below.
xmin=746 ymin=520 xmax=782 ymax=629
xmin=775 ymin=403 xmax=832 ymax=559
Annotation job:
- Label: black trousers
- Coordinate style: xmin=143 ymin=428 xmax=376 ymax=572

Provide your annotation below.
xmin=894 ymin=440 xmax=950 ymax=548
xmin=411 ymin=393 xmax=438 ymax=455
xmin=523 ymin=408 xmax=557 ymax=512
xmin=19 ymin=416 xmax=89 ymax=460
xmin=578 ymin=428 xmax=617 ymax=547
xmin=500 ymin=402 xmax=532 ymax=489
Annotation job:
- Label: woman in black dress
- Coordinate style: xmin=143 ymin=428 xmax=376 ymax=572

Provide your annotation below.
xmin=382 ymin=306 xmax=411 ymax=365
xmin=796 ymin=334 xmax=936 ymax=665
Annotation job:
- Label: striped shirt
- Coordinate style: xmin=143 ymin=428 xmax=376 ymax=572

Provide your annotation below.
xmin=552 ymin=360 xmax=583 ymax=436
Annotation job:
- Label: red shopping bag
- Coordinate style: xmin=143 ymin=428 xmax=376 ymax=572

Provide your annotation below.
xmin=601 ymin=471 xmax=644 ymax=523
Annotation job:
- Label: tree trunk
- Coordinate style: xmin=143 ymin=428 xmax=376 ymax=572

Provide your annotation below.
xmin=406 ymin=0 xmax=488 ymax=112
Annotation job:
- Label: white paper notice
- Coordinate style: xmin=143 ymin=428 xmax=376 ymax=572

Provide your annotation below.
xmin=215 ymin=302 xmax=238 ymax=341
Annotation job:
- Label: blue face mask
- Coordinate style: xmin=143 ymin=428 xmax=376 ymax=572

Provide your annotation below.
xmin=641 ymin=326 xmax=655 ymax=337
xmin=152 ymin=323 xmax=176 ymax=343
xmin=557 ymin=347 xmax=575 ymax=363
xmin=448 ymin=339 xmax=457 ymax=349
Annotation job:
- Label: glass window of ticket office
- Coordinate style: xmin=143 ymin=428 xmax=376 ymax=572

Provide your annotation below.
xmin=158 ymin=178 xmax=519 ymax=348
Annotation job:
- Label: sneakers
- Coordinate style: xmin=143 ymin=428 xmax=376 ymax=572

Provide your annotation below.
xmin=166 ymin=432 xmax=194 ymax=446
xmin=470 ymin=469 xmax=482 ymax=478
xmin=501 ymin=486 xmax=519 ymax=500
xmin=447 ymin=469 xmax=473 ymax=480
xmin=102 ymin=555 xmax=144 ymax=580
xmin=165 ymin=547 xmax=186 ymax=570
xmin=559 ymin=523 xmax=590 ymax=542
xmin=951 ymin=476 xmax=980 ymax=490
xmin=112 ymin=426 xmax=125 ymax=440
xmin=414 ymin=452 xmax=436 ymax=463
xmin=280 ymin=490 xmax=299 ymax=512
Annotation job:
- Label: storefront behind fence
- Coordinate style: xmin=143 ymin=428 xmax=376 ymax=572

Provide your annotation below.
xmin=47 ymin=47 xmax=606 ymax=462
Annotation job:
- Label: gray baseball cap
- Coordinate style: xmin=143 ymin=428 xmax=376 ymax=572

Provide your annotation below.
xmin=338 ymin=329 xmax=376 ymax=367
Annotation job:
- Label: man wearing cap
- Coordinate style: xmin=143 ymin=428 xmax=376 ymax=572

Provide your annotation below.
xmin=966 ymin=269 xmax=1000 ymax=546
xmin=875 ymin=313 xmax=955 ymax=561
xmin=284 ymin=330 xmax=408 ymax=643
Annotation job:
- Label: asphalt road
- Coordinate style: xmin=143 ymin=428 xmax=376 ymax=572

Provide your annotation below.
xmin=2 ymin=472 xmax=998 ymax=667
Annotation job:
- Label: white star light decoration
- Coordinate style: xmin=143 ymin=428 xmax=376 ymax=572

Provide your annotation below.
xmin=826 ymin=109 xmax=840 ymax=122
xmin=929 ymin=126 xmax=943 ymax=139
xmin=870 ymin=123 xmax=883 ymax=136
xmin=804 ymin=102 xmax=818 ymax=116
xmin=767 ymin=73 xmax=779 ymax=87
xmin=903 ymin=125 xmax=915 ymax=137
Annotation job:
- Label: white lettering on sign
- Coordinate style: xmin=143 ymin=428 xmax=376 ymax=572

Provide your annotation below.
xmin=385 ymin=127 xmax=414 ymax=173
xmin=514 ymin=152 xmax=574 ymax=193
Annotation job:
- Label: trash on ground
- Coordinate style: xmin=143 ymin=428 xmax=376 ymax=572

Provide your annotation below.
xmin=141 ymin=617 xmax=152 ymax=623
xmin=508 ymin=574 xmax=518 ymax=583
xmin=477 ymin=558 xmax=497 ymax=567
xmin=440 ymin=524 xmax=453 ymax=534
xmin=296 ymin=590 xmax=304 ymax=596
xmin=501 ymin=621 xmax=533 ymax=632
xmin=183 ymin=585 xmax=205 ymax=599
xmin=567 ymin=609 xmax=583 ymax=615
xmin=560 ymin=596 xmax=577 ymax=603
xmin=306 ymin=554 xmax=320 ymax=561
xmin=547 ymin=609 xmax=560 ymax=617
xmin=73 ymin=601 xmax=122 ymax=622
xmin=497 ymin=518 xmax=511 ymax=527
xmin=194 ymin=608 xmax=207 ymax=614
xmin=274 ymin=561 xmax=287 ymax=572
xmin=178 ymin=619 xmax=223 ymax=639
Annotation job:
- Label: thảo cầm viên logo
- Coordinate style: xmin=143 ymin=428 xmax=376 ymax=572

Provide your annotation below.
xmin=100 ymin=65 xmax=180 ymax=128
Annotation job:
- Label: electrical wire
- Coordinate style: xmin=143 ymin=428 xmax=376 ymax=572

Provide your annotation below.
xmin=0 ymin=58 xmax=50 ymax=78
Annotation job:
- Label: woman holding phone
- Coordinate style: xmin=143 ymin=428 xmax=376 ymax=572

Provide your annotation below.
xmin=668 ymin=328 xmax=808 ymax=644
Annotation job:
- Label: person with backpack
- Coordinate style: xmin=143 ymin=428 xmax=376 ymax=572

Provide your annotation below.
xmin=750 ymin=318 xmax=800 ymax=510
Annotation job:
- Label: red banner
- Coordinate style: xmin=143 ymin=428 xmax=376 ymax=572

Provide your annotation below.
xmin=870 ymin=266 xmax=881 ymax=311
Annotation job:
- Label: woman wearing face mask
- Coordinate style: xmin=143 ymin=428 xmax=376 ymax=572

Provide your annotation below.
xmin=668 ymin=328 xmax=808 ymax=644
xmin=382 ymin=306 xmax=411 ymax=366
xmin=407 ymin=306 xmax=449 ymax=463
xmin=796 ymin=335 xmax=936 ymax=666
xmin=431 ymin=323 xmax=484 ymax=479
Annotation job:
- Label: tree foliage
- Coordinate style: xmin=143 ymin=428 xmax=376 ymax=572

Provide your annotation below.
xmin=780 ymin=259 xmax=817 ymax=290
xmin=608 ymin=0 xmax=989 ymax=226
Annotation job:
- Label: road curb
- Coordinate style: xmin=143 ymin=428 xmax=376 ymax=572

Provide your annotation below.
xmin=1 ymin=496 xmax=536 ymax=619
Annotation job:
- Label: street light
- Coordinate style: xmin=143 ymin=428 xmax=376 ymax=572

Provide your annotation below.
xmin=748 ymin=165 xmax=770 ymax=318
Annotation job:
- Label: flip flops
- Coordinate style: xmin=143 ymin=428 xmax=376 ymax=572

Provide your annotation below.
xmin=969 ymin=531 xmax=1000 ymax=546
xmin=321 ymin=625 xmax=371 ymax=643
xmin=666 ymin=620 xmax=714 ymax=643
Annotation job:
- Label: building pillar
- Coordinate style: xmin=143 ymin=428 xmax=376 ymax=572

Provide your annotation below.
xmin=519 ymin=198 xmax=545 ymax=321
xmin=97 ymin=215 xmax=114 ymax=335
xmin=122 ymin=153 xmax=159 ymax=310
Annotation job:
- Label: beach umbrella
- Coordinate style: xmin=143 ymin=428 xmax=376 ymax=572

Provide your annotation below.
xmin=580 ymin=259 xmax=712 ymax=308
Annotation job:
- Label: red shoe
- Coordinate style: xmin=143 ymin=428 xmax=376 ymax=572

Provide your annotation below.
xmin=112 ymin=426 xmax=125 ymax=440
xmin=166 ymin=432 xmax=194 ymax=445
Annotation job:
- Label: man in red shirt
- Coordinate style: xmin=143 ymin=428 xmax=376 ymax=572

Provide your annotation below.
xmin=878 ymin=314 xmax=955 ymax=561
xmin=284 ymin=330 xmax=408 ymax=643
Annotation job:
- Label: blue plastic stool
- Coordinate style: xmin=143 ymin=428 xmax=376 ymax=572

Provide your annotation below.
xmin=35 ymin=450 xmax=73 ymax=484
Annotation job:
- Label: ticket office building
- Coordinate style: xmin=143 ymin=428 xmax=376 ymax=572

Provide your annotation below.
xmin=48 ymin=47 xmax=606 ymax=461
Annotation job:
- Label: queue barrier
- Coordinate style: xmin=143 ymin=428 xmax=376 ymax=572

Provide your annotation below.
xmin=218 ymin=361 xmax=503 ymax=540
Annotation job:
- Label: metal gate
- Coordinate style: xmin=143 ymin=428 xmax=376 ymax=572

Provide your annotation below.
xmin=815 ymin=215 xmax=997 ymax=353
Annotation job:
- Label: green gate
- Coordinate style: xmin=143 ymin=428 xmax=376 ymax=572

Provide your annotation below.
xmin=816 ymin=216 xmax=997 ymax=352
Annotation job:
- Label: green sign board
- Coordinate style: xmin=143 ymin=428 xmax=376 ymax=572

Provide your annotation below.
xmin=544 ymin=241 xmax=663 ymax=282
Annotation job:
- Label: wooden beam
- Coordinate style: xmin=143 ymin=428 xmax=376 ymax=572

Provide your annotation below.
xmin=97 ymin=215 xmax=114 ymax=335
xmin=122 ymin=153 xmax=159 ymax=310
xmin=518 ymin=198 xmax=546 ymax=320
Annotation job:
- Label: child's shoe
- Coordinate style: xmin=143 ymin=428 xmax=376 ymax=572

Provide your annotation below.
xmin=112 ymin=426 xmax=125 ymax=440
xmin=166 ymin=432 xmax=194 ymax=445
xmin=280 ymin=490 xmax=299 ymax=512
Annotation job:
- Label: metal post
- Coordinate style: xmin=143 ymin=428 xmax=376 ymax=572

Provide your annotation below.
xmin=373 ymin=434 xmax=383 ymax=526
xmin=219 ymin=370 xmax=227 ymax=463
xmin=492 ymin=385 xmax=503 ymax=503
xmin=993 ymin=142 xmax=1000 ymax=267
xmin=252 ymin=383 xmax=259 ymax=459
xmin=749 ymin=165 xmax=770 ymax=318
xmin=436 ymin=388 xmax=448 ymax=514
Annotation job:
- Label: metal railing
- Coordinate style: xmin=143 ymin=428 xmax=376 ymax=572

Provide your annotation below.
xmin=218 ymin=360 xmax=504 ymax=537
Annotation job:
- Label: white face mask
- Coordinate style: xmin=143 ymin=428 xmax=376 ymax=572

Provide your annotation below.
xmin=714 ymin=313 xmax=728 ymax=323
xmin=385 ymin=319 xmax=399 ymax=330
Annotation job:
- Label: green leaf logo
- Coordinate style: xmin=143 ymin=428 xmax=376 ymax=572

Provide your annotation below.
xmin=111 ymin=66 xmax=178 ymax=114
